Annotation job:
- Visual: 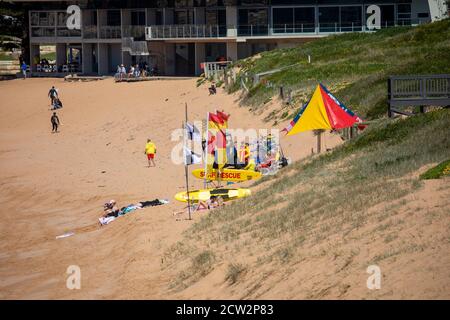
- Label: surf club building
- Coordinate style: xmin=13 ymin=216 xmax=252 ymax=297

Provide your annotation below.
xmin=17 ymin=0 xmax=448 ymax=76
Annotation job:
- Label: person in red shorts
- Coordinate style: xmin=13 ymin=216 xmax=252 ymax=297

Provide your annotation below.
xmin=144 ymin=138 xmax=157 ymax=167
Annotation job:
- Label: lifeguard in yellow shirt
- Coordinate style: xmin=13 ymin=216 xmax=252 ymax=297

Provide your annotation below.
xmin=144 ymin=138 xmax=157 ymax=167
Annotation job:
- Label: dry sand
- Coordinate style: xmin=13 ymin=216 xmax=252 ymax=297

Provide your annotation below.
xmin=0 ymin=78 xmax=342 ymax=299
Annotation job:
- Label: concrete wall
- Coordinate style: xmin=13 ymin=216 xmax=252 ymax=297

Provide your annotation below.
xmin=82 ymin=43 xmax=91 ymax=74
xmin=165 ymin=43 xmax=176 ymax=75
xmin=226 ymin=42 xmax=238 ymax=61
xmin=109 ymin=43 xmax=122 ymax=72
xmin=195 ymin=42 xmax=205 ymax=76
xmin=56 ymin=43 xmax=66 ymax=66
xmin=98 ymin=43 xmax=109 ymax=74
xmin=148 ymin=42 xmax=166 ymax=74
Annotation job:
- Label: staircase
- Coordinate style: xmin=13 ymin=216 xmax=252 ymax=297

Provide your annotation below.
xmin=122 ymin=37 xmax=149 ymax=56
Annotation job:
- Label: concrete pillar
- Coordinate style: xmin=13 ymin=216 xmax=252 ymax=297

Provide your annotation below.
xmin=226 ymin=42 xmax=238 ymax=61
xmin=98 ymin=43 xmax=109 ymax=75
xmin=30 ymin=44 xmax=40 ymax=72
xmin=165 ymin=43 xmax=175 ymax=75
xmin=226 ymin=6 xmax=238 ymax=37
xmin=82 ymin=43 xmax=92 ymax=74
xmin=195 ymin=42 xmax=205 ymax=76
xmin=56 ymin=43 xmax=66 ymax=67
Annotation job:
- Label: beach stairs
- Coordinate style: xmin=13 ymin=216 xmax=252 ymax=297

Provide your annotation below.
xmin=122 ymin=37 xmax=149 ymax=56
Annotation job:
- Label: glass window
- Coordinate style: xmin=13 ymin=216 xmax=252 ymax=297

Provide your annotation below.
xmin=397 ymin=4 xmax=411 ymax=25
xmin=341 ymin=6 xmax=362 ymax=31
xmin=318 ymin=6 xmax=339 ymax=32
xmin=238 ymin=8 xmax=268 ymax=35
xmin=175 ymin=10 xmax=194 ymax=24
xmin=294 ymin=7 xmax=315 ymax=32
xmin=273 ymin=8 xmax=294 ymax=33
xmin=131 ymin=11 xmax=146 ymax=25
xmin=107 ymin=10 xmax=121 ymax=26
xmin=31 ymin=12 xmax=39 ymax=26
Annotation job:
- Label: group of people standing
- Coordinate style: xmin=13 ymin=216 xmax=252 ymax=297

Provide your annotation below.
xmin=115 ymin=62 xmax=158 ymax=81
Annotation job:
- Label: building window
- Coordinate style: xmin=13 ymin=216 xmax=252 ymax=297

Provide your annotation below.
xmin=397 ymin=3 xmax=412 ymax=26
xmin=273 ymin=8 xmax=294 ymax=33
xmin=107 ymin=10 xmax=121 ymax=26
xmin=294 ymin=7 xmax=315 ymax=32
xmin=131 ymin=11 xmax=146 ymax=26
xmin=238 ymin=8 xmax=268 ymax=36
xmin=318 ymin=6 xmax=339 ymax=32
xmin=341 ymin=6 xmax=362 ymax=31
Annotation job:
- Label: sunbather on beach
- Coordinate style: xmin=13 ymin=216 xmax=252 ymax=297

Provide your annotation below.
xmin=173 ymin=196 xmax=223 ymax=219
xmin=99 ymin=199 xmax=169 ymax=226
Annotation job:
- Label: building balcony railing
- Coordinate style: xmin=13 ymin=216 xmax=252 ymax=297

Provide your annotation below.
xmin=83 ymin=25 xmax=97 ymax=39
xmin=99 ymin=26 xmax=121 ymax=39
xmin=31 ymin=26 xmax=81 ymax=38
xmin=145 ymin=19 xmax=428 ymax=40
xmin=123 ymin=25 xmax=146 ymax=39
xmin=146 ymin=24 xmax=227 ymax=39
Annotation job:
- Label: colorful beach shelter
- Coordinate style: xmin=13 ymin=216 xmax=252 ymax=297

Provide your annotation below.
xmin=283 ymin=84 xmax=362 ymax=136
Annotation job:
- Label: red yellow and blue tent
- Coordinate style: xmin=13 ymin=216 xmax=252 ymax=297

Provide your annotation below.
xmin=282 ymin=84 xmax=363 ymax=135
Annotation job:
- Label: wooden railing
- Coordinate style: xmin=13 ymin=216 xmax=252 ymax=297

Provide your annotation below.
xmin=388 ymin=75 xmax=450 ymax=117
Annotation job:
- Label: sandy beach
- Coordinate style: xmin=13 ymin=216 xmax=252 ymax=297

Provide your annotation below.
xmin=0 ymin=77 xmax=343 ymax=299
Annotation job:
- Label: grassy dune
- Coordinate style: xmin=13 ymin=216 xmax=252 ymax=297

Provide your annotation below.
xmin=164 ymin=108 xmax=450 ymax=298
xmin=229 ymin=19 xmax=450 ymax=121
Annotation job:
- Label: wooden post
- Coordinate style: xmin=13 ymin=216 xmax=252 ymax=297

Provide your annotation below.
xmin=317 ymin=131 xmax=322 ymax=154
xmin=387 ymin=78 xmax=393 ymax=118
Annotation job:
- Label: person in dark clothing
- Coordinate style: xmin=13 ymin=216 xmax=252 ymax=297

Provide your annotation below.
xmin=51 ymin=112 xmax=60 ymax=133
xmin=208 ymin=83 xmax=217 ymax=95
xmin=48 ymin=86 xmax=58 ymax=105
xmin=52 ymin=98 xmax=63 ymax=110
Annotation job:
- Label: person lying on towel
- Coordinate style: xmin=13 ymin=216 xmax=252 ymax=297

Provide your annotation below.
xmin=99 ymin=199 xmax=169 ymax=226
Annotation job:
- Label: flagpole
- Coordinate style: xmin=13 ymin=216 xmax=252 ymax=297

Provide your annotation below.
xmin=204 ymin=111 xmax=209 ymax=189
xmin=184 ymin=103 xmax=192 ymax=220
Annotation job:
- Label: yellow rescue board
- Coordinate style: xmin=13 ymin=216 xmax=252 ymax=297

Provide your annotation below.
xmin=174 ymin=188 xmax=251 ymax=203
xmin=192 ymin=168 xmax=262 ymax=182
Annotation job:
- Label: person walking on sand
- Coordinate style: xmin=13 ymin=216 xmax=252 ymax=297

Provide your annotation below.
xmin=51 ymin=112 xmax=60 ymax=133
xmin=21 ymin=61 xmax=27 ymax=79
xmin=144 ymin=138 xmax=156 ymax=167
xmin=48 ymin=86 xmax=58 ymax=105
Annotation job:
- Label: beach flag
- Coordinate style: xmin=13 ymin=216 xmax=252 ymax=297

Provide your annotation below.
xmin=185 ymin=122 xmax=201 ymax=142
xmin=216 ymin=110 xmax=230 ymax=127
xmin=206 ymin=112 xmax=228 ymax=169
xmin=283 ymin=84 xmax=363 ymax=136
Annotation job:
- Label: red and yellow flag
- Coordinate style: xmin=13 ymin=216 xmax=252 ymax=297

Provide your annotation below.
xmin=206 ymin=112 xmax=228 ymax=170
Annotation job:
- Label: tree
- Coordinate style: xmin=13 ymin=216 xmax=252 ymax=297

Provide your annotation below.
xmin=0 ymin=2 xmax=28 ymax=61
